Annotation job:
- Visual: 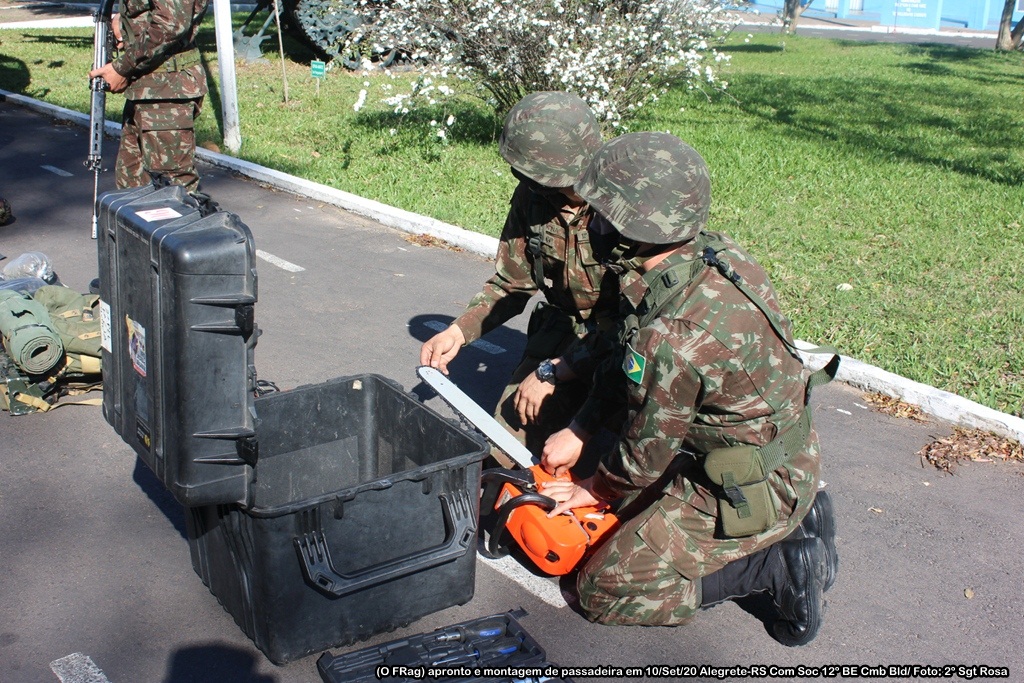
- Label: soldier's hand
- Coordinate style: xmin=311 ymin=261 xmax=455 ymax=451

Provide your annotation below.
xmin=541 ymin=421 xmax=589 ymax=477
xmin=514 ymin=371 xmax=555 ymax=425
xmin=420 ymin=324 xmax=466 ymax=374
xmin=541 ymin=477 xmax=601 ymax=517
xmin=89 ymin=62 xmax=128 ymax=93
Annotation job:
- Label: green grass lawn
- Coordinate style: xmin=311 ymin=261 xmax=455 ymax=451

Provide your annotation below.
xmin=1 ymin=21 xmax=1021 ymax=416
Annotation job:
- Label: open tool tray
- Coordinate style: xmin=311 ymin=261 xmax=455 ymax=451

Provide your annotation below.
xmin=316 ymin=609 xmax=574 ymax=683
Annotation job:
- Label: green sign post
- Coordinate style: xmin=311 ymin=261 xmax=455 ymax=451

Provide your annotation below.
xmin=311 ymin=60 xmax=326 ymax=96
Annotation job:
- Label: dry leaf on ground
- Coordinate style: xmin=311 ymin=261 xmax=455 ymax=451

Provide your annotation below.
xmin=917 ymin=427 xmax=1024 ymax=475
xmin=864 ymin=392 xmax=928 ymax=422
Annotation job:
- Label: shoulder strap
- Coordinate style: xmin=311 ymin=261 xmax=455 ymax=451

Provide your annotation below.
xmin=635 ymin=234 xmax=841 ymax=396
xmin=524 ymin=225 xmax=550 ymax=296
xmin=698 ymin=244 xmax=840 ymax=395
xmin=634 ymin=233 xmax=720 ymax=328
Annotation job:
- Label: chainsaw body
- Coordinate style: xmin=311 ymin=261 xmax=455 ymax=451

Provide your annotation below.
xmin=480 ymin=465 xmax=619 ymax=576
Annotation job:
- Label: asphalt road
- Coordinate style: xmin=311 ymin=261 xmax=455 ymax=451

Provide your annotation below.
xmin=1 ymin=100 xmax=1023 ymax=683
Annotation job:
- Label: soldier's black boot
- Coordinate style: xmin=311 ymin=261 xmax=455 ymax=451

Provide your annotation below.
xmin=700 ymin=549 xmax=771 ymax=608
xmin=701 ymin=538 xmax=826 ymax=647
xmin=792 ymin=490 xmax=839 ymax=591
xmin=771 ymin=537 xmax=827 ymax=647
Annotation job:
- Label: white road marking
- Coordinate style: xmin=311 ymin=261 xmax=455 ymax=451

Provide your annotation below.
xmin=50 ymin=653 xmax=112 ymax=683
xmin=41 ymin=165 xmax=73 ymax=177
xmin=470 ymin=339 xmax=505 ymax=355
xmin=837 ymin=408 xmax=852 ymax=415
xmin=256 ymin=249 xmax=305 ymax=272
xmin=423 ymin=319 xmax=505 ymax=354
xmin=478 ymin=554 xmax=568 ymax=609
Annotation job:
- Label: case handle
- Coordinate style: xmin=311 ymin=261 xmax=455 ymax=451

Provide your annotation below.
xmin=295 ymin=489 xmax=476 ymax=598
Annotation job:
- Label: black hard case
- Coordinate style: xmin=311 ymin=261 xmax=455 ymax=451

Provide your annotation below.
xmin=96 ymin=185 xmax=489 ymax=664
xmin=97 ymin=184 xmax=258 ymax=507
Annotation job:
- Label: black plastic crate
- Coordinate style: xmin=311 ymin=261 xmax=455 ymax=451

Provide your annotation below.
xmin=317 ymin=609 xmax=575 ymax=683
xmin=186 ymin=374 xmax=488 ymax=665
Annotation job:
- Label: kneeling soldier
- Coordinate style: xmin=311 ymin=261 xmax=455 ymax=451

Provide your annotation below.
xmin=540 ymin=132 xmax=838 ymax=646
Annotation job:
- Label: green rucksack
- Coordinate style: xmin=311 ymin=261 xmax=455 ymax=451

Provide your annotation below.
xmin=0 ymin=286 xmax=103 ymax=414
xmin=31 ymin=286 xmax=103 ymax=375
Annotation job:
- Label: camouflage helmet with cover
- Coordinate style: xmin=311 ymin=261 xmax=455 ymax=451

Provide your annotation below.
xmin=499 ymin=91 xmax=602 ymax=188
xmin=576 ymin=132 xmax=711 ymax=245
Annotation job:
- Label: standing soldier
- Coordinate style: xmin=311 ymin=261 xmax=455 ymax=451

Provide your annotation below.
xmin=88 ymin=0 xmax=208 ymax=191
xmin=420 ymin=91 xmax=619 ymax=469
xmin=540 ymin=132 xmax=839 ymax=646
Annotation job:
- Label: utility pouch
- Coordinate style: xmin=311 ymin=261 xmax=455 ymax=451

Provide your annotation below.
xmin=523 ymin=303 xmax=576 ymax=359
xmin=703 ymin=444 xmax=779 ymax=538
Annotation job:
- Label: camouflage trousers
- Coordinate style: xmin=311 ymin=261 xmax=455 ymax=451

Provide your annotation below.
xmin=577 ymin=439 xmax=821 ymax=625
xmin=116 ymin=98 xmax=204 ymax=192
xmin=492 ymin=354 xmax=590 ymax=466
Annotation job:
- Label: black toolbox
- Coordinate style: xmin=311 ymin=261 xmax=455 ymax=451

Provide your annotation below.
xmin=96 ymin=184 xmax=489 ymax=664
xmin=317 ymin=609 xmax=575 ymax=683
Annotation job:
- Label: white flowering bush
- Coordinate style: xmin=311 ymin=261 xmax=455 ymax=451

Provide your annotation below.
xmin=341 ymin=0 xmax=739 ymax=135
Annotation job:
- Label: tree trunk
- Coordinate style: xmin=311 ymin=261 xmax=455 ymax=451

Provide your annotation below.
xmin=996 ymin=0 xmax=1024 ymax=50
xmin=782 ymin=0 xmax=811 ymax=34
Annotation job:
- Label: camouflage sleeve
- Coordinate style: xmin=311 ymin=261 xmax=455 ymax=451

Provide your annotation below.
xmin=114 ymin=0 xmax=199 ymax=78
xmin=592 ymin=323 xmax=700 ymax=501
xmin=452 ymin=186 xmax=538 ymax=343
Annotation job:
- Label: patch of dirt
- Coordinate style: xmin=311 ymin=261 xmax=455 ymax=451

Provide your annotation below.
xmin=403 ymin=232 xmax=462 ymax=252
xmin=917 ymin=427 xmax=1024 ymax=475
xmin=864 ymin=392 xmax=929 ymax=422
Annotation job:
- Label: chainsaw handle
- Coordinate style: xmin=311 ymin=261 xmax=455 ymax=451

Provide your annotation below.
xmin=482 ymin=492 xmax=557 ymax=560
xmin=295 ymin=489 xmax=476 ymax=597
xmin=480 ymin=467 xmax=535 ymax=513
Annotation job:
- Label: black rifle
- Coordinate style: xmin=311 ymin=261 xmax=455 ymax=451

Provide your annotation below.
xmin=86 ymin=0 xmax=118 ymax=239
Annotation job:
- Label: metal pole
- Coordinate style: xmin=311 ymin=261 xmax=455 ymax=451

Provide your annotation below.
xmin=272 ymin=0 xmax=290 ymax=103
xmin=213 ymin=0 xmax=242 ymax=153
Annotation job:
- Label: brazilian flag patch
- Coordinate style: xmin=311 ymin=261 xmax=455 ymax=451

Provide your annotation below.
xmin=623 ymin=343 xmax=646 ymax=384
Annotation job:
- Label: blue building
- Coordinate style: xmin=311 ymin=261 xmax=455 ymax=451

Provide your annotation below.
xmin=738 ymin=0 xmax=1024 ymax=32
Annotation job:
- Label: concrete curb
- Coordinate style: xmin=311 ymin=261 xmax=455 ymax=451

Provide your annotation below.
xmin=0 ymin=15 xmax=91 ymax=28
xmin=4 ymin=88 xmax=1022 ymax=445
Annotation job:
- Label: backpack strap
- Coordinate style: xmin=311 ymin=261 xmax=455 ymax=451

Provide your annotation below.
xmin=698 ymin=244 xmax=840 ymax=395
xmin=631 ymin=234 xmax=841 ymax=471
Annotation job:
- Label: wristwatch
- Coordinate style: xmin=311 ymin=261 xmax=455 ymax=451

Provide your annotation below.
xmin=535 ymin=359 xmax=558 ymax=385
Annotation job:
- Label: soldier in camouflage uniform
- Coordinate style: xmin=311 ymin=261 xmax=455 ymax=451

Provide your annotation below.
xmin=89 ymin=0 xmax=208 ymax=191
xmin=540 ymin=132 xmax=838 ymax=646
xmin=420 ymin=91 xmax=619 ymax=468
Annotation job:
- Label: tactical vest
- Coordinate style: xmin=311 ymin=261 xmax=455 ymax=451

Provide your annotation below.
xmin=521 ymin=191 xmax=615 ymax=324
xmin=620 ymin=232 xmax=840 ymax=536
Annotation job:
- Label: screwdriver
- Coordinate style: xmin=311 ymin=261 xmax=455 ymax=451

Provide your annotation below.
xmin=430 ymin=617 xmax=507 ymax=643
xmin=429 ymin=637 xmax=520 ymax=666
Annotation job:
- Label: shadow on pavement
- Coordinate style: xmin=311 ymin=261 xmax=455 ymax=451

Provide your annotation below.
xmin=406 ymin=313 xmax=526 ymax=413
xmin=133 ymin=456 xmax=188 ymax=540
xmin=163 ymin=643 xmax=277 ymax=683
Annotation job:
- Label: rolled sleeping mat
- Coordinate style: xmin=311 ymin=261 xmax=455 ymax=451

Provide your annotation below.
xmin=0 ymin=289 xmax=64 ymax=375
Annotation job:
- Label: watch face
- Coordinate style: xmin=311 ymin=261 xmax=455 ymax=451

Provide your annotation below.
xmin=537 ymin=360 xmax=556 ymax=382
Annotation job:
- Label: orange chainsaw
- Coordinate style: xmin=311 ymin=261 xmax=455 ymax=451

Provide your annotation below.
xmin=418 ymin=366 xmax=619 ymax=575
